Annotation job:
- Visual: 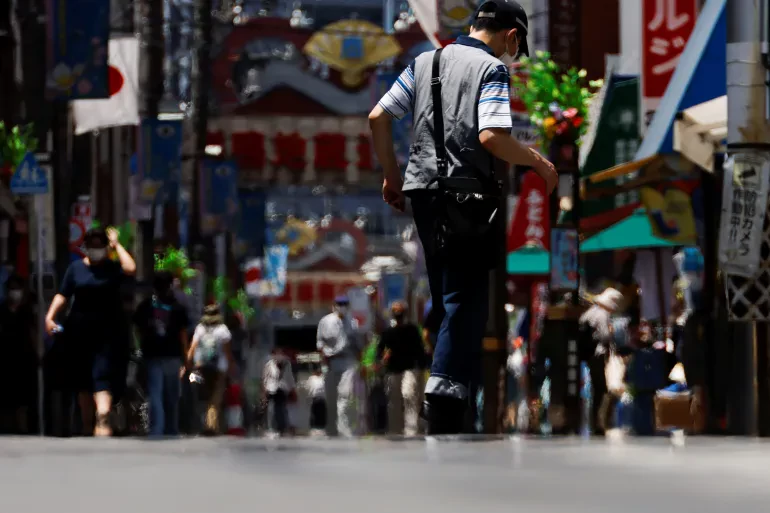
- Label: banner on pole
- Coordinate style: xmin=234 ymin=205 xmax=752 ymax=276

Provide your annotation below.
xmin=200 ymin=160 xmax=240 ymax=235
xmin=138 ymin=119 xmax=183 ymax=206
xmin=46 ymin=0 xmax=111 ymax=99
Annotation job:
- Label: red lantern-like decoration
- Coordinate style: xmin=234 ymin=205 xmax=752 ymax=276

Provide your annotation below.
xmin=313 ymin=133 xmax=347 ymax=171
xmin=272 ymin=132 xmax=306 ymax=171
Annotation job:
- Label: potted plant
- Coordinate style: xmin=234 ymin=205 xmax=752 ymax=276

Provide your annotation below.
xmin=0 ymin=122 xmax=38 ymax=177
xmin=511 ymin=51 xmax=602 ymax=156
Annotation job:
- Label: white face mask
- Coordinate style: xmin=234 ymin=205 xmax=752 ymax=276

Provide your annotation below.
xmin=87 ymin=248 xmax=107 ymax=262
xmin=8 ymin=290 xmax=22 ymax=303
xmin=499 ymin=39 xmax=519 ymax=68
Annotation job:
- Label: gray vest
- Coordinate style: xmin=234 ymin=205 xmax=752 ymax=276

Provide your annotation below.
xmin=403 ymin=45 xmax=502 ymax=193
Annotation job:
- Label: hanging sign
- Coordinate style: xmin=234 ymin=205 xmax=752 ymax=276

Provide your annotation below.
xmin=137 ymin=119 xmax=183 ymax=206
xmin=46 ymin=0 xmax=111 ymax=99
xmin=718 ymin=154 xmax=770 ymax=277
xmin=550 ymin=228 xmax=579 ymax=291
xmin=508 ymin=171 xmax=550 ymax=252
xmin=641 ymin=0 xmax=699 ymax=133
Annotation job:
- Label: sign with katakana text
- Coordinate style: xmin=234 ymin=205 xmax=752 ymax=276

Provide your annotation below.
xmin=508 ymin=171 xmax=550 ymax=252
xmin=641 ymin=0 xmax=698 ymax=133
xmin=718 ymin=154 xmax=770 ymax=278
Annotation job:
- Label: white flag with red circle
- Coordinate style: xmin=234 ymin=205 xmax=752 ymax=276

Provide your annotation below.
xmin=72 ymin=37 xmax=140 ymax=135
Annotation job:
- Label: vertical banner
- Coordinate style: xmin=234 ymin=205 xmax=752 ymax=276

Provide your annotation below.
xmin=379 ymin=273 xmax=408 ymax=314
xmin=718 ymin=155 xmax=770 ymax=277
xmin=200 ymin=160 xmax=239 ymax=235
xmin=46 ymin=0 xmax=111 ymax=99
xmin=372 ymin=71 xmax=412 ymax=167
xmin=550 ymin=228 xmax=579 ymax=291
xmin=260 ymin=245 xmax=289 ymax=297
xmin=547 ymin=0 xmax=580 ymax=70
xmin=641 ymin=0 xmax=698 ymax=133
xmin=508 ymin=171 xmax=550 ymax=252
xmin=137 ymin=119 xmax=183 ymax=207
xmin=234 ymin=188 xmax=266 ymax=261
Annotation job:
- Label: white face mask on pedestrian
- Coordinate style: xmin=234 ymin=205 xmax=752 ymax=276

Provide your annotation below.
xmin=87 ymin=248 xmax=107 ymax=262
xmin=499 ymin=37 xmax=520 ymax=68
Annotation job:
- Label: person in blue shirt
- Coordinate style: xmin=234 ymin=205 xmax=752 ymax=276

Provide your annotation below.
xmin=44 ymin=227 xmax=136 ymax=437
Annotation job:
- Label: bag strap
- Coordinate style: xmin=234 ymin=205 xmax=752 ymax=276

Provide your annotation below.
xmin=431 ymin=48 xmax=447 ymax=178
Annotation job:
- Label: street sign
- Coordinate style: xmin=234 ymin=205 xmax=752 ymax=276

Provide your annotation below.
xmin=10 ymin=152 xmax=49 ymax=195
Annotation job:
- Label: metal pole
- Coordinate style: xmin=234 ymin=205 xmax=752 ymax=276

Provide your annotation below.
xmin=188 ymin=0 xmax=213 ymax=250
xmin=137 ymin=0 xmax=165 ymax=285
xmin=726 ymin=0 xmax=769 ymax=435
xmin=34 ymin=193 xmax=44 ymax=435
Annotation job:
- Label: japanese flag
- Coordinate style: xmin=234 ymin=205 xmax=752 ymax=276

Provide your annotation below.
xmin=244 ymin=258 xmax=263 ymax=298
xmin=72 ymin=37 xmax=140 ymax=135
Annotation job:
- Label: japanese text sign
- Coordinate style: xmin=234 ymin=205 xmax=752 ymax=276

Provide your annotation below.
xmin=718 ymin=154 xmax=770 ymax=278
xmin=508 ymin=171 xmax=550 ymax=252
xmin=641 ymin=0 xmax=698 ymax=132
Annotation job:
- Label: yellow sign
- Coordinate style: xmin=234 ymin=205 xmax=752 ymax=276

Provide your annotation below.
xmin=640 ymin=187 xmax=697 ymax=245
xmin=275 ymin=218 xmax=317 ymax=256
xmin=303 ymin=20 xmax=402 ymax=87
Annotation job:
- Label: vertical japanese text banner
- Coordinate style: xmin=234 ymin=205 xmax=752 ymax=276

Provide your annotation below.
xmin=234 ymin=188 xmax=267 ymax=261
xmin=550 ymin=228 xmax=579 ymax=291
xmin=641 ymin=0 xmax=698 ymax=133
xmin=200 ymin=160 xmax=239 ymax=236
xmin=372 ymin=71 xmax=412 ymax=167
xmin=508 ymin=170 xmax=550 ymax=252
xmin=137 ymin=119 xmax=183 ymax=207
xmin=47 ymin=0 xmax=111 ymax=99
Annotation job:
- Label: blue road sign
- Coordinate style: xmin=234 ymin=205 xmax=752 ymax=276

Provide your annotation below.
xmin=10 ymin=152 xmax=49 ymax=195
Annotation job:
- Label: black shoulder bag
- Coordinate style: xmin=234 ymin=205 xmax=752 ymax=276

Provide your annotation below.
xmin=430 ymin=48 xmax=502 ymax=263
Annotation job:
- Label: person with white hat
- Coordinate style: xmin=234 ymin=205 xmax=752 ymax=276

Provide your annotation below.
xmin=579 ymin=287 xmax=624 ymax=436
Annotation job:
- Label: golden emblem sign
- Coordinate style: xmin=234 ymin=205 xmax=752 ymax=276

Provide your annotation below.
xmin=303 ymin=19 xmax=402 ymax=87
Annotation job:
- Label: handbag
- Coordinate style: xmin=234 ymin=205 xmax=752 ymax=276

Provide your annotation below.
xmin=605 ymin=346 xmax=626 ymax=397
xmin=429 ymin=48 xmax=502 ymax=260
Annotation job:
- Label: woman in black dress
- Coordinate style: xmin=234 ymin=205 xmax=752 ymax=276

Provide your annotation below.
xmin=44 ymin=228 xmax=136 ymax=436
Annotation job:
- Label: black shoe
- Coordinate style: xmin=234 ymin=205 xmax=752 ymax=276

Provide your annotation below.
xmin=421 ymin=395 xmax=467 ymax=435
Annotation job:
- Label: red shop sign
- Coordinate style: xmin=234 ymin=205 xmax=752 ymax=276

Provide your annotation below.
xmin=641 ymin=0 xmax=698 ymax=129
xmin=508 ymin=171 xmax=550 ymax=253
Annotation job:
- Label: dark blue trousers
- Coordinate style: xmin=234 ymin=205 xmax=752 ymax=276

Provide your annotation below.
xmin=411 ymin=194 xmax=490 ymax=400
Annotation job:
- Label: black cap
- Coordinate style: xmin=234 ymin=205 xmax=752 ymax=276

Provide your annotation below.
xmin=473 ymin=0 xmax=530 ymax=57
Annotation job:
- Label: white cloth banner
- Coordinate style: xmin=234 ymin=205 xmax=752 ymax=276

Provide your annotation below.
xmin=407 ymin=0 xmax=442 ymax=48
xmin=72 ymin=37 xmax=140 ymax=135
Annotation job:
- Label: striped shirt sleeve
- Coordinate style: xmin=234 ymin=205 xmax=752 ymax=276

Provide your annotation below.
xmin=377 ymin=61 xmax=415 ymax=121
xmin=478 ymin=64 xmax=513 ymax=132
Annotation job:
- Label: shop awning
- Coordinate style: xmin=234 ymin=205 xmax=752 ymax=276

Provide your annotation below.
xmin=673 ymin=95 xmax=726 ymax=173
xmin=580 ymin=208 xmax=676 ymax=253
xmin=507 ymin=246 xmax=549 ymax=275
xmin=635 ymin=0 xmax=726 ymax=162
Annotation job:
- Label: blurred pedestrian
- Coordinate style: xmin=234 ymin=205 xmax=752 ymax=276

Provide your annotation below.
xmin=317 ymin=295 xmax=363 ymax=437
xmin=187 ymin=304 xmax=237 ymax=435
xmin=377 ymin=301 xmax=427 ymax=436
xmin=44 ymin=227 xmax=136 ymax=437
xmin=579 ymin=287 xmax=623 ymax=436
xmin=0 ymin=275 xmax=36 ymax=434
xmin=304 ymin=365 xmax=326 ymax=433
xmin=262 ymin=347 xmax=296 ymax=437
xmin=133 ymin=271 xmax=189 ymax=437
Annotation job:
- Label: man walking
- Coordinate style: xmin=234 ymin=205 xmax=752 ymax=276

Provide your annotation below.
xmin=317 ymin=296 xmax=362 ymax=437
xmin=368 ymin=0 xmax=556 ymax=434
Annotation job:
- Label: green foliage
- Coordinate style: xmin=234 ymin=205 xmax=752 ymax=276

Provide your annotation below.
xmin=511 ymin=51 xmax=602 ymax=152
xmin=227 ymin=288 xmax=256 ymax=322
xmin=0 ymin=123 xmax=38 ymax=168
xmin=211 ymin=276 xmax=231 ymax=306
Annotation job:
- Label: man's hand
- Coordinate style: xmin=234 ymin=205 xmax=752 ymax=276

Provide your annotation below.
xmin=382 ymin=175 xmax=405 ymax=212
xmin=529 ymin=148 xmax=558 ymax=196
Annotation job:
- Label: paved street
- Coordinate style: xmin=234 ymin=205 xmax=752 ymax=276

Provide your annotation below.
xmin=0 ymin=435 xmax=768 ymax=513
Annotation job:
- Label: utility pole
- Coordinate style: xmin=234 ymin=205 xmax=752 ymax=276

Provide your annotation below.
xmin=0 ymin=0 xmax=17 ymax=127
xmin=136 ymin=0 xmax=165 ymax=285
xmin=724 ymin=0 xmax=770 ymax=435
xmin=187 ymin=0 xmax=212 ymax=263
xmin=481 ymin=164 xmax=511 ymax=434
